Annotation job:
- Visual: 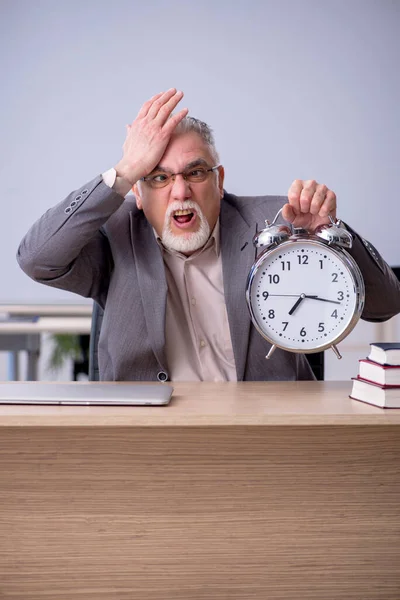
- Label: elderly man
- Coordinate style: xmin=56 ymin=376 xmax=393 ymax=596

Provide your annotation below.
xmin=18 ymin=89 xmax=400 ymax=381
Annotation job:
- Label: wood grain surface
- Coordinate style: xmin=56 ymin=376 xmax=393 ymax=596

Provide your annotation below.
xmin=0 ymin=420 xmax=399 ymax=599
xmin=1 ymin=381 xmax=400 ymax=426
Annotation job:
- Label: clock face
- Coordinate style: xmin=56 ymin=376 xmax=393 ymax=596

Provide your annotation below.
xmin=247 ymin=239 xmax=364 ymax=352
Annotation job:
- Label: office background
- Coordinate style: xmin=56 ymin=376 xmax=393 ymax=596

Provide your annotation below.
xmin=1 ymin=0 xmax=399 ymax=380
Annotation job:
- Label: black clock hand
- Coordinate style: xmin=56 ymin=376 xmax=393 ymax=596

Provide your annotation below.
xmin=304 ymin=295 xmax=341 ymax=305
xmin=288 ymin=294 xmax=306 ymax=315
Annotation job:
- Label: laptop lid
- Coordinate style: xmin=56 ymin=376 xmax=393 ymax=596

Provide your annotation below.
xmin=0 ymin=382 xmax=173 ymax=406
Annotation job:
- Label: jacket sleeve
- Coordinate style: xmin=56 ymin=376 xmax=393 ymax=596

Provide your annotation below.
xmin=16 ymin=175 xmax=125 ymax=306
xmin=344 ymin=223 xmax=400 ymax=322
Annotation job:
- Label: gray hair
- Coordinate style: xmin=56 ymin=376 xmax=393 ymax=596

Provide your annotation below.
xmin=174 ymin=116 xmax=220 ymax=164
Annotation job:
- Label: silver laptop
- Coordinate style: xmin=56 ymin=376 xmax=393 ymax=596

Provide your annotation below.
xmin=0 ymin=382 xmax=173 ymax=406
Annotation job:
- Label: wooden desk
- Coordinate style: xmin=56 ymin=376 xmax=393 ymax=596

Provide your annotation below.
xmin=0 ymin=316 xmax=92 ymax=380
xmin=0 ymin=381 xmax=399 ymax=599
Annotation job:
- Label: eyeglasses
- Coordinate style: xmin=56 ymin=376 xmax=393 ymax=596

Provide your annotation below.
xmin=141 ymin=165 xmax=221 ymax=189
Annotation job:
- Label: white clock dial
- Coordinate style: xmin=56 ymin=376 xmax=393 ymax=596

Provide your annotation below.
xmin=247 ymin=239 xmax=364 ymax=352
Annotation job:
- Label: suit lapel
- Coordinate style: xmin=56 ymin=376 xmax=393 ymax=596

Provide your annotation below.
xmin=220 ymin=197 xmax=256 ymax=381
xmin=130 ymin=211 xmax=168 ymax=371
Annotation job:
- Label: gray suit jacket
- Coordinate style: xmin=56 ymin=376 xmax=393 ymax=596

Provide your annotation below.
xmin=17 ymin=175 xmax=400 ymax=381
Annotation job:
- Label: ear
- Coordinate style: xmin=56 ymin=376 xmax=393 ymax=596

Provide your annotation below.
xmin=217 ymin=165 xmax=225 ymax=198
xmin=133 ymin=183 xmax=143 ymax=210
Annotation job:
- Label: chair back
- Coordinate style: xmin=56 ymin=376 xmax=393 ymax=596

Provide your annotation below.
xmin=305 ymin=352 xmax=324 ymax=381
xmin=88 ymin=302 xmax=104 ymax=381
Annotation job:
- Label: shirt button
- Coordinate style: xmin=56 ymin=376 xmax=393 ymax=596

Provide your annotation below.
xmin=191 ymin=297 xmax=196 ymax=306
xmin=200 ymin=339 xmax=206 ymax=348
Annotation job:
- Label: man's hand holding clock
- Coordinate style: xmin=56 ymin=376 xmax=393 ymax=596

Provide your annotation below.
xmin=246 ymin=178 xmax=365 ymax=357
xmin=282 ymin=179 xmax=337 ymax=232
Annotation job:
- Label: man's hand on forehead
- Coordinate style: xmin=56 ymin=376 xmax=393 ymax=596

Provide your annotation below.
xmin=114 ymin=89 xmax=188 ymax=186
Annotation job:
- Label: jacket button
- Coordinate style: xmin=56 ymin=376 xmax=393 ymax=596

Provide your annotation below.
xmin=157 ymin=371 xmax=168 ymax=382
xmin=64 ymin=206 xmax=72 ymax=214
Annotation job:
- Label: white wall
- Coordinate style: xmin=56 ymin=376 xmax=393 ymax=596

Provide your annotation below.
xmin=1 ymin=0 xmax=399 ymax=379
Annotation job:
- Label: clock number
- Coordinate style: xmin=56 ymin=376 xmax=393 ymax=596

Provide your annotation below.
xmin=332 ymin=273 xmax=338 ymax=282
xmin=337 ymin=291 xmax=344 ymax=301
xmin=319 ymin=260 xmax=324 ymax=269
xmin=281 ymin=261 xmax=291 ymax=271
xmin=268 ymin=274 xmax=280 ymax=284
xmin=282 ymin=321 xmax=288 ymax=331
xmin=331 ymin=310 xmax=338 ymax=319
xmin=318 ymin=322 xmax=325 ymax=332
xmin=268 ymin=310 xmax=275 ymax=319
xmin=298 ymin=255 xmax=309 ymax=265
xmin=262 ymin=291 xmax=269 ymax=300
xmin=300 ymin=327 xmax=306 ymax=337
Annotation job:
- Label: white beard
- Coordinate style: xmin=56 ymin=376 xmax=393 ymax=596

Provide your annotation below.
xmin=161 ymin=200 xmax=211 ymax=254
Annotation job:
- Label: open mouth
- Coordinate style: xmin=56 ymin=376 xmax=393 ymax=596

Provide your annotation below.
xmin=172 ymin=209 xmax=197 ymax=229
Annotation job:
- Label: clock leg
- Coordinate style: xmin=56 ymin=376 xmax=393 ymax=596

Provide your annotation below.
xmin=330 ymin=345 xmax=342 ymax=359
xmin=265 ymin=345 xmax=277 ymax=360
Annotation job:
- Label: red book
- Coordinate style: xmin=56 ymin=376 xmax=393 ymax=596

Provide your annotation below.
xmin=358 ymin=359 xmax=400 ymax=387
xmin=350 ymin=376 xmax=400 ymax=409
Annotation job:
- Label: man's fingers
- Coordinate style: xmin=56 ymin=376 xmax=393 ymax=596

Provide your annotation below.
xmin=309 ymin=184 xmax=328 ymax=215
xmin=319 ymin=190 xmax=336 ymax=218
xmin=287 ymin=179 xmax=304 ymax=215
xmin=155 ymin=90 xmax=184 ymax=126
xmin=299 ymin=179 xmax=317 ymax=213
xmin=281 ymin=203 xmax=296 ymax=223
xmin=285 ymin=179 xmax=337 ymax=231
xmin=136 ymin=92 xmax=164 ymax=119
xmin=147 ymin=88 xmax=179 ymax=120
xmin=163 ymin=107 xmax=189 ymax=135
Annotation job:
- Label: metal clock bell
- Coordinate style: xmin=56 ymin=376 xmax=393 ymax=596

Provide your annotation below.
xmin=246 ymin=208 xmax=365 ymax=360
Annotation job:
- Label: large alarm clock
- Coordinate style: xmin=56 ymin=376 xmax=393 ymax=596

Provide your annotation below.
xmin=246 ymin=209 xmax=365 ymax=359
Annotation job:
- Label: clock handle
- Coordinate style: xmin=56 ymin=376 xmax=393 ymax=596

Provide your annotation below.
xmin=269 ymin=207 xmax=284 ymax=226
xmin=270 ymin=208 xmax=353 ymax=249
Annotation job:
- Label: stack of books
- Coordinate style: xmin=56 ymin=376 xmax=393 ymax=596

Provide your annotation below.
xmin=350 ymin=343 xmax=400 ymax=408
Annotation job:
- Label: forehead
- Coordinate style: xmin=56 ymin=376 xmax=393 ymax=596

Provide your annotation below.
xmin=160 ymin=131 xmax=214 ymax=169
